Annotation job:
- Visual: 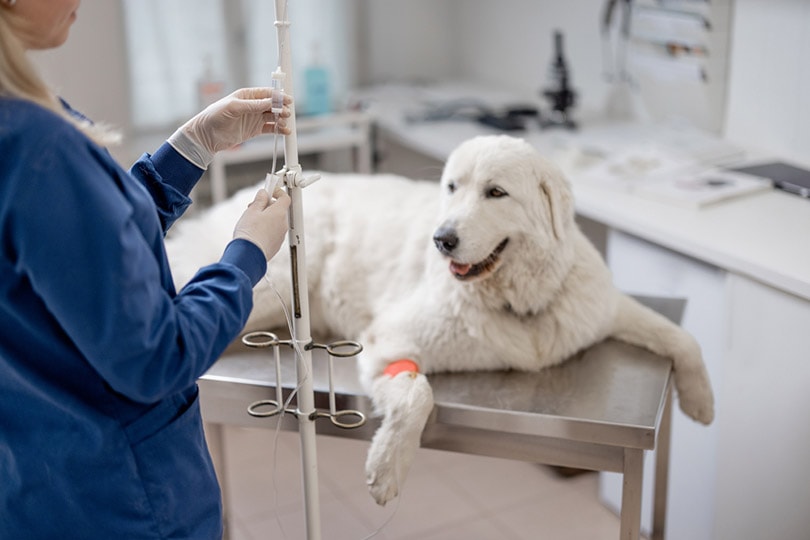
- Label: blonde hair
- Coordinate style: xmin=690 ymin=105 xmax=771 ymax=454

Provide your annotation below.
xmin=0 ymin=10 xmax=120 ymax=146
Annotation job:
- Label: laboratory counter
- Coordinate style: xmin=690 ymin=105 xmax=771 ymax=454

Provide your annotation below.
xmin=354 ymin=82 xmax=810 ymax=302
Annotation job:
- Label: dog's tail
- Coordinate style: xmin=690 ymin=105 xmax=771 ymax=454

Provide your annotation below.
xmin=610 ymin=295 xmax=714 ymax=425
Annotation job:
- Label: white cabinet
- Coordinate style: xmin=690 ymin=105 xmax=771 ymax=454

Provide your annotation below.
xmin=600 ymin=229 xmax=810 ymax=540
xmin=713 ymin=274 xmax=810 ymax=540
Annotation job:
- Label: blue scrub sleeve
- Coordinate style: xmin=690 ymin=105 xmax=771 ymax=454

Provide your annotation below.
xmin=130 ymin=142 xmax=203 ymax=232
xmin=221 ymin=238 xmax=267 ymax=286
xmin=9 ymin=124 xmax=259 ymax=404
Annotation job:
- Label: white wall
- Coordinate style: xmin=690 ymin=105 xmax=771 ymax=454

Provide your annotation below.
xmin=33 ymin=1 xmax=810 ymax=168
xmin=30 ymin=0 xmax=131 ymax=164
xmin=357 ymin=0 xmax=610 ymax=114
xmin=30 ymin=0 xmax=363 ymax=166
xmin=723 ymin=0 xmax=810 ymax=168
xmin=357 ymin=0 xmax=733 ymax=132
xmin=355 ymin=0 xmax=459 ymax=86
xmin=450 ymin=0 xmax=609 ymax=114
xmin=358 ymin=0 xmax=810 ymax=147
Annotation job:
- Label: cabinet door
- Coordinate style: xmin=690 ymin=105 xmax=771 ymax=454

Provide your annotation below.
xmin=713 ymin=274 xmax=810 ymax=540
xmin=599 ymin=230 xmax=725 ymax=540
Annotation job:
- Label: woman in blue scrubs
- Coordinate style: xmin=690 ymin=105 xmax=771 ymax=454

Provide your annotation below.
xmin=0 ymin=1 xmax=292 ymax=537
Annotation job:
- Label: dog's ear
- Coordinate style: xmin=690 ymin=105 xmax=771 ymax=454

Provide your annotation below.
xmin=536 ymin=159 xmax=574 ymax=241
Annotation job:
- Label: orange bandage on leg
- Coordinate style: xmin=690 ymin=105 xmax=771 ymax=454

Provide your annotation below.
xmin=383 ymin=359 xmax=419 ymax=378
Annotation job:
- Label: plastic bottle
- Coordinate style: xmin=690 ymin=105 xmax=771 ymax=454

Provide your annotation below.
xmin=304 ymin=42 xmax=331 ymax=116
xmin=197 ymin=55 xmax=225 ymax=110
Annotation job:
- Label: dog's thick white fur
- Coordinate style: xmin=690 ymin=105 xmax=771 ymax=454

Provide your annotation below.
xmin=166 ymin=135 xmax=714 ymax=505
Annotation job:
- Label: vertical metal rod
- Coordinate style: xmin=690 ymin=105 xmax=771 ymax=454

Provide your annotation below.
xmin=328 ymin=354 xmax=336 ymax=416
xmin=273 ymin=2 xmax=322 ymax=539
xmin=274 ymin=345 xmax=283 ymax=408
xmin=620 ymin=448 xmax=644 ymax=540
xmin=652 ymin=382 xmax=673 ymax=540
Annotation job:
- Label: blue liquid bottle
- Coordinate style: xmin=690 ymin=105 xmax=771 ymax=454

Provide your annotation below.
xmin=304 ymin=42 xmax=331 ymax=116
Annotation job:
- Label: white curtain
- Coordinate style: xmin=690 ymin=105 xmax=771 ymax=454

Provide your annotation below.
xmin=122 ymin=0 xmax=354 ymax=130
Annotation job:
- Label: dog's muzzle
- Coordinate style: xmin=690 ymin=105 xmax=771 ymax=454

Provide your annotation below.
xmin=433 ymin=225 xmax=459 ymax=256
xmin=433 ymin=223 xmax=510 ymax=281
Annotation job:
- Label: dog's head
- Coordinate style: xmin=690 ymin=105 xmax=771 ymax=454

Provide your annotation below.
xmin=433 ymin=135 xmax=574 ymax=282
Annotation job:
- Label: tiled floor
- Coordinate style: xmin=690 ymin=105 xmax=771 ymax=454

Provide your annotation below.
xmin=208 ymin=425 xmax=644 ymax=540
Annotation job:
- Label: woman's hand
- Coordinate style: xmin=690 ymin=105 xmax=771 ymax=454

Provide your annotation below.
xmin=168 ymin=88 xmax=293 ymax=169
xmin=233 ymin=187 xmax=291 ymax=261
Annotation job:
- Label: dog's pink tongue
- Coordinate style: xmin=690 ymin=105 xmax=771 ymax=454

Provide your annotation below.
xmin=450 ymin=261 xmax=471 ymax=276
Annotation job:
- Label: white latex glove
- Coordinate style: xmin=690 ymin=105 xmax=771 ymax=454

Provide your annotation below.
xmin=168 ymin=88 xmax=292 ymax=169
xmin=233 ymin=187 xmax=291 ymax=261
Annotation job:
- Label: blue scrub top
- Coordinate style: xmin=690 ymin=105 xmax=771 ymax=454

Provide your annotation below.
xmin=0 ymin=98 xmax=266 ymax=538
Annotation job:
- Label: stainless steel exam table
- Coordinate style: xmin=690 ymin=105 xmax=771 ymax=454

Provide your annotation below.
xmin=199 ymin=296 xmax=679 ymax=540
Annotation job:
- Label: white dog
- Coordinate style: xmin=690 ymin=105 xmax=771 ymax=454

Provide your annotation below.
xmin=166 ymin=135 xmax=714 ymax=505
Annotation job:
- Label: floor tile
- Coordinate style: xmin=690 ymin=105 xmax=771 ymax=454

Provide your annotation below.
xmin=218 ymin=426 xmax=630 ymax=540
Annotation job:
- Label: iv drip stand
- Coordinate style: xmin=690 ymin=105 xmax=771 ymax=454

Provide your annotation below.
xmin=241 ymin=4 xmax=364 ymax=538
xmin=274 ymin=1 xmax=321 ymax=538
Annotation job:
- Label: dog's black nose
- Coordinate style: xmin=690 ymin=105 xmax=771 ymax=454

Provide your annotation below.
xmin=433 ymin=227 xmax=459 ymax=254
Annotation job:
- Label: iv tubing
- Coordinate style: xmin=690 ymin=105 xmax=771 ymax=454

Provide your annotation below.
xmin=273 ymin=1 xmax=322 ymax=538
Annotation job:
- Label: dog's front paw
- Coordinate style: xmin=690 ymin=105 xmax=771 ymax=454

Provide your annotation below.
xmin=675 ymin=366 xmax=714 ymax=425
xmin=365 ymin=457 xmax=400 ymax=506
xmin=364 ymin=370 xmax=434 ymax=505
xmin=365 ymin=432 xmax=416 ymax=506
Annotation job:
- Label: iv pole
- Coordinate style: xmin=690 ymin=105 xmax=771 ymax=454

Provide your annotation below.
xmin=273 ymin=1 xmax=322 ymax=538
xmin=242 ymin=3 xmax=363 ymax=538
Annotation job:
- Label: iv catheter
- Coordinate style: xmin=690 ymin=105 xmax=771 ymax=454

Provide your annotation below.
xmin=239 ymin=2 xmax=365 ymax=539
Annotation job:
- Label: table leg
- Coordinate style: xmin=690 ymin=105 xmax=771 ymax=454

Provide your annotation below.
xmin=209 ymin=159 xmax=227 ymax=204
xmin=620 ymin=448 xmax=644 ymax=540
xmin=356 ymin=120 xmax=373 ymax=174
xmin=652 ymin=384 xmax=673 ymax=540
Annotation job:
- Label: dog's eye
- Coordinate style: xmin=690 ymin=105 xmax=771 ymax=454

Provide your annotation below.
xmin=447 ymin=182 xmax=457 ymax=194
xmin=486 ymin=186 xmax=508 ymax=198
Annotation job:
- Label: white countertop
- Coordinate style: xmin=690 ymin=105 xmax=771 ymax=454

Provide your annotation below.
xmin=354 ymin=83 xmax=810 ymax=301
xmin=571 ymin=178 xmax=810 ymax=300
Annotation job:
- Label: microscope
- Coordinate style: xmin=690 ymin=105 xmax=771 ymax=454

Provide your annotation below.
xmin=541 ymin=30 xmax=578 ymax=130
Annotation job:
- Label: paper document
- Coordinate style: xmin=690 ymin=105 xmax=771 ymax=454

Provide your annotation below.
xmin=634 ymin=169 xmax=772 ymax=208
